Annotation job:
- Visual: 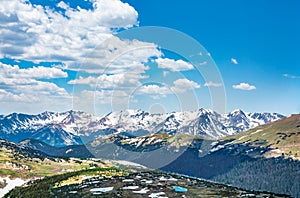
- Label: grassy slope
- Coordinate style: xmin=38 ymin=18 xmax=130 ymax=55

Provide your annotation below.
xmin=0 ymin=144 xmax=107 ymax=179
xmin=223 ymin=114 xmax=300 ymax=159
xmin=4 ymin=167 xmax=126 ymax=198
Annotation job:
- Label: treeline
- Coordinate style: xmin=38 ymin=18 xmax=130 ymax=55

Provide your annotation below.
xmin=160 ymin=144 xmax=300 ymax=198
xmin=213 ymin=157 xmax=300 ymax=198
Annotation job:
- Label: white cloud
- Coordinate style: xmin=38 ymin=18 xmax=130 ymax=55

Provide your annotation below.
xmin=76 ymin=78 xmax=202 ymax=103
xmin=156 ymin=58 xmax=194 ymax=72
xmin=136 ymin=78 xmax=200 ymax=98
xmin=0 ymin=0 xmax=177 ymax=114
xmin=74 ymin=76 xmax=202 ymax=112
xmin=171 ymin=78 xmax=200 ymax=93
xmin=0 ymin=0 xmax=160 ymax=72
xmin=204 ymin=81 xmax=223 ymax=87
xmin=57 ymin=1 xmax=69 ymax=9
xmin=74 ymin=76 xmax=201 ymax=111
xmin=232 ymin=82 xmax=256 ymax=90
xmin=137 ymin=84 xmax=170 ymax=96
xmin=0 ymin=0 xmax=209 ymax=114
xmin=231 ymin=58 xmax=238 ymax=65
xmin=74 ymin=38 xmax=161 ymax=74
xmin=0 ymin=62 xmax=70 ymax=106
xmin=68 ymin=72 xmax=147 ymax=89
xmin=0 ymin=89 xmax=37 ymax=102
xmin=283 ymin=74 xmax=300 ymax=79
xmin=0 ymin=63 xmax=67 ymax=79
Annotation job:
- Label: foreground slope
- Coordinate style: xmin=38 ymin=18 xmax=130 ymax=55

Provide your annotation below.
xmin=85 ymin=126 xmax=300 ymax=197
xmin=2 ymin=138 xmax=290 ymax=198
xmin=5 ymin=168 xmax=288 ymax=198
xmin=223 ymin=114 xmax=300 ymax=159
xmin=0 ymin=139 xmax=105 ymax=179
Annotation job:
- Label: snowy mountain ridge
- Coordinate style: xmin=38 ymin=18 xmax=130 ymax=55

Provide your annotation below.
xmin=0 ymin=109 xmax=284 ymax=146
xmin=98 ymin=108 xmax=284 ymax=137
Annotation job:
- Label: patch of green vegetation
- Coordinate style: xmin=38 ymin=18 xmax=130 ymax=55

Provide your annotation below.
xmin=0 ymin=169 xmax=19 ymax=178
xmin=0 ymin=143 xmax=107 ymax=179
xmin=54 ymin=168 xmax=128 ymax=188
xmin=4 ymin=167 xmax=126 ymax=198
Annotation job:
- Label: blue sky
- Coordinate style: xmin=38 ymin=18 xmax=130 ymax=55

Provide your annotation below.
xmin=0 ymin=0 xmax=299 ymax=115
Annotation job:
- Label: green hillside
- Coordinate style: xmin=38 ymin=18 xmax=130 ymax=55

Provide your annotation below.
xmin=0 ymin=139 xmax=107 ymax=179
xmin=223 ymin=114 xmax=300 ymax=159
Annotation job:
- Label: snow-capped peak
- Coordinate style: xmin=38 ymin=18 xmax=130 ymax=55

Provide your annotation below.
xmin=0 ymin=109 xmax=285 ymax=146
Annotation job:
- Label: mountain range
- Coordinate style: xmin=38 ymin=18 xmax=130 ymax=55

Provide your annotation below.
xmin=84 ymin=115 xmax=300 ymax=197
xmin=19 ymin=114 xmax=296 ymax=197
xmin=1 ymin=110 xmax=299 ymax=197
xmin=0 ymin=109 xmax=284 ymax=147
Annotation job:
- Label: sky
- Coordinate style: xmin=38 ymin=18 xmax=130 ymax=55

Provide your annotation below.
xmin=0 ymin=0 xmax=299 ymax=116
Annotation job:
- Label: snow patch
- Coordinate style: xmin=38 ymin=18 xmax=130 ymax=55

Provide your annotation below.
xmin=0 ymin=177 xmax=26 ymax=198
xmin=210 ymin=145 xmax=225 ymax=153
xmin=90 ymin=187 xmax=113 ymax=193
xmin=133 ymin=188 xmax=150 ymax=194
xmin=123 ymin=186 xmax=139 ymax=190
xmin=65 ymin=149 xmax=73 ymax=154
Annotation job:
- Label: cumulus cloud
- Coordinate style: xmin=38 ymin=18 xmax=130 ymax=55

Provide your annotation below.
xmin=204 ymin=81 xmax=223 ymax=87
xmin=0 ymin=62 xmax=70 ymax=105
xmin=0 ymin=62 xmax=67 ymax=79
xmin=137 ymin=84 xmax=170 ymax=98
xmin=156 ymin=58 xmax=194 ymax=72
xmin=0 ymin=0 xmax=205 ymax=113
xmin=68 ymin=72 xmax=147 ymax=89
xmin=231 ymin=58 xmax=238 ymax=65
xmin=136 ymin=78 xmax=200 ymax=99
xmin=0 ymin=0 xmax=161 ymax=72
xmin=171 ymin=78 xmax=200 ymax=93
xmin=232 ymin=82 xmax=256 ymax=90
xmin=57 ymin=1 xmax=69 ymax=9
xmin=0 ymin=89 xmax=36 ymax=102
xmin=0 ymin=0 xmax=163 ymax=113
xmin=74 ymin=38 xmax=160 ymax=74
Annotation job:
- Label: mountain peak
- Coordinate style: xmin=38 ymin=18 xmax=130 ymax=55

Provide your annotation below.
xmin=197 ymin=108 xmax=214 ymax=114
xmin=121 ymin=109 xmax=145 ymax=115
xmin=229 ymin=109 xmax=244 ymax=114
